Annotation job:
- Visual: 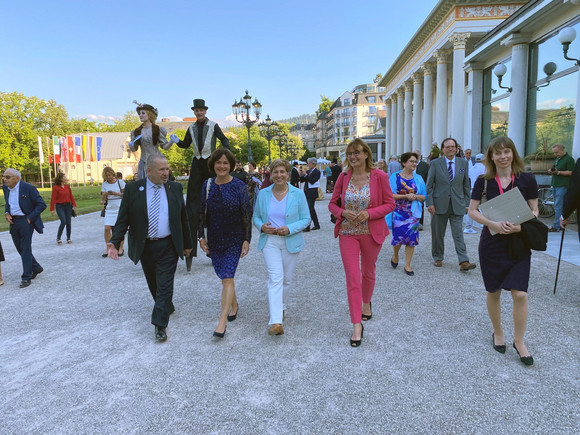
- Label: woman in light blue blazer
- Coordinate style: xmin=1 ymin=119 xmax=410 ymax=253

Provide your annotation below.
xmin=253 ymin=159 xmax=311 ymax=336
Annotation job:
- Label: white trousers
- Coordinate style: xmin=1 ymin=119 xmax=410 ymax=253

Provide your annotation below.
xmin=262 ymin=235 xmax=299 ymax=325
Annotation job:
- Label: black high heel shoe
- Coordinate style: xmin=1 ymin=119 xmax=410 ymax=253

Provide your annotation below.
xmin=390 ymin=257 xmax=398 ymax=269
xmin=362 ymin=302 xmax=372 ymax=321
xmin=227 ymin=306 xmax=238 ymax=322
xmin=513 ymin=342 xmax=533 ymax=366
xmin=350 ymin=323 xmax=364 ymax=347
xmin=213 ymin=326 xmax=227 ymax=338
xmin=492 ymin=333 xmax=506 ymax=353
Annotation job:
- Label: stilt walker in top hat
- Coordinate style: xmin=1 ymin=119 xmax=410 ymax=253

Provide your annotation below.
xmin=170 ymin=99 xmax=230 ymax=271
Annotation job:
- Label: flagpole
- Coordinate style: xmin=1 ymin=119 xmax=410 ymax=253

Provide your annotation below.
xmin=82 ymin=135 xmax=87 ymax=187
xmin=38 ymin=137 xmax=45 ymax=188
xmin=47 ymin=138 xmax=53 ymax=187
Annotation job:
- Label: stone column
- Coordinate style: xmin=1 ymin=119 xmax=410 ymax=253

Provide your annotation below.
xmin=412 ymin=72 xmax=423 ymax=153
xmin=377 ymin=142 xmax=383 ymax=161
xmin=404 ymin=81 xmax=413 ymax=153
xmin=434 ymin=49 xmax=451 ymax=145
xmin=397 ymin=87 xmax=405 ymax=156
xmin=502 ymin=33 xmax=529 ymax=157
xmin=449 ymin=32 xmax=470 ymax=146
xmin=385 ymin=98 xmax=392 ymax=158
xmin=464 ymin=62 xmax=483 ymax=154
xmin=421 ymin=63 xmax=435 ymax=159
xmin=574 ymin=71 xmax=580 ymax=160
xmin=390 ymin=93 xmax=398 ymax=157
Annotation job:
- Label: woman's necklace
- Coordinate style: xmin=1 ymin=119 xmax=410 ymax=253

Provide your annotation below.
xmin=273 ymin=186 xmax=288 ymax=197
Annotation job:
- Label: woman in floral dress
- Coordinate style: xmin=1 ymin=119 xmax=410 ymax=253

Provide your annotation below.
xmin=388 ymin=152 xmax=426 ymax=276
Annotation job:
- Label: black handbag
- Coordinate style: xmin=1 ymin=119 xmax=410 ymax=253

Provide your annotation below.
xmin=330 ymin=197 xmax=341 ymax=224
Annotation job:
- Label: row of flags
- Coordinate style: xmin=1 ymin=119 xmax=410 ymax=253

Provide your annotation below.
xmin=37 ymin=136 xmax=103 ymax=165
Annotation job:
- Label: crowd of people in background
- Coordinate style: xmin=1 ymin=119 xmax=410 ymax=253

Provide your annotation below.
xmin=4 ymin=97 xmax=577 ymax=366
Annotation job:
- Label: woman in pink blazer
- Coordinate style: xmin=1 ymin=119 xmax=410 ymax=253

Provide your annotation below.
xmin=329 ymin=139 xmax=395 ymax=347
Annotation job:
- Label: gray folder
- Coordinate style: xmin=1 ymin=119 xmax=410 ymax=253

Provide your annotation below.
xmin=478 ymin=187 xmax=535 ymax=235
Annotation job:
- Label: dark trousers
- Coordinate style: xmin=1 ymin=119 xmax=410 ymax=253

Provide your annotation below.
xmin=305 ymin=188 xmax=320 ymax=229
xmin=55 ymin=203 xmax=72 ymax=240
xmin=185 ymin=157 xmax=211 ymax=257
xmin=10 ymin=217 xmax=42 ymax=281
xmin=140 ymin=237 xmax=178 ymax=328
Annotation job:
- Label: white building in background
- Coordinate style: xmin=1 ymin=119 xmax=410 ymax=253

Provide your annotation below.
xmin=315 ymin=82 xmax=386 ymax=160
xmin=379 ymin=0 xmax=580 ymax=162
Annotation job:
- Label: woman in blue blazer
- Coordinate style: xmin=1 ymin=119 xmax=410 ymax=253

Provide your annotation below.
xmin=253 ymin=159 xmax=311 ymax=336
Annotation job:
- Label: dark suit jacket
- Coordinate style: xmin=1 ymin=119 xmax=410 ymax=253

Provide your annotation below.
xmin=300 ymin=168 xmax=321 ymax=191
xmin=110 ymin=179 xmax=193 ymax=265
xmin=3 ymin=181 xmax=46 ymax=233
xmin=563 ymin=157 xmax=580 ymax=240
xmin=425 ymin=157 xmax=471 ymax=215
xmin=290 ymin=167 xmax=300 ymax=187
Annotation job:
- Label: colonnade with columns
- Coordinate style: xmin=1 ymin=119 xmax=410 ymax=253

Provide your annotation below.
xmin=380 ymin=29 xmax=554 ymax=160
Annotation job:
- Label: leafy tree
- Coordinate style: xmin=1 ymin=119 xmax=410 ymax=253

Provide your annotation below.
xmin=162 ymin=129 xmax=193 ymax=175
xmin=101 ymin=111 xmax=140 ymax=132
xmin=535 ymin=105 xmax=575 ymax=152
xmin=316 ymin=95 xmax=333 ymax=118
xmin=226 ymin=125 xmax=268 ymax=164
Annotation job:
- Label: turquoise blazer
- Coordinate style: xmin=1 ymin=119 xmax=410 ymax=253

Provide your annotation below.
xmin=253 ymin=183 xmax=311 ymax=253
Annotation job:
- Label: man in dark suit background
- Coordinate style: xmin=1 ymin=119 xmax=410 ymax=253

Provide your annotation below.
xmin=560 ymin=156 xmax=580 ymax=241
xmin=3 ymin=168 xmax=46 ymax=288
xmin=300 ymin=157 xmax=321 ymax=231
xmin=290 ymin=161 xmax=300 ymax=188
xmin=425 ymin=138 xmax=476 ymax=271
xmin=108 ymin=155 xmax=193 ymax=341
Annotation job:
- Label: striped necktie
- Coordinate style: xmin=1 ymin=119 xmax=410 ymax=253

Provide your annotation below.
xmin=448 ymin=161 xmax=453 ymax=181
xmin=147 ymin=185 xmax=162 ymax=239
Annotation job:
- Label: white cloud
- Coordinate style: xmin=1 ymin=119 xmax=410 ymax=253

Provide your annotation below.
xmin=163 ymin=115 xmax=183 ymax=122
xmin=84 ymin=114 xmax=118 ymax=122
xmin=537 ymin=98 xmax=575 ymax=109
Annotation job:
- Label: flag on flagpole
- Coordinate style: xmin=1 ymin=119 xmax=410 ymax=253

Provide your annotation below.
xmin=90 ymin=136 xmax=96 ymax=162
xmin=59 ymin=137 xmax=67 ymax=163
xmin=48 ymin=137 xmax=53 ymax=164
xmin=82 ymin=135 xmax=88 ymax=160
xmin=52 ymin=137 xmax=61 ymax=164
xmin=75 ymin=137 xmax=82 ymax=163
xmin=67 ymin=136 xmax=75 ymax=162
xmin=96 ymin=137 xmax=103 ymax=161
xmin=38 ymin=137 xmax=44 ymax=164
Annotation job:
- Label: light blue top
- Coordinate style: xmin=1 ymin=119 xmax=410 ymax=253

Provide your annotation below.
xmin=253 ymin=183 xmax=311 ymax=253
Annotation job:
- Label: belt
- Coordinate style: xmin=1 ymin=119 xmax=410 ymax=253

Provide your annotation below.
xmin=11 ymin=215 xmax=26 ymax=219
xmin=146 ymin=235 xmax=171 ymax=241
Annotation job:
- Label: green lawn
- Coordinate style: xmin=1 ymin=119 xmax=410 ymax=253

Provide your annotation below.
xmin=0 ymin=185 xmax=104 ymax=232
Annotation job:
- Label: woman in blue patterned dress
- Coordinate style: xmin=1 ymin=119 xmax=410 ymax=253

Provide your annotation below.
xmin=199 ymin=148 xmax=252 ymax=338
xmin=388 ymin=152 xmax=426 ymax=276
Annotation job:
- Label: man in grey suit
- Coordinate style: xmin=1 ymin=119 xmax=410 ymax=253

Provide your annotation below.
xmin=425 ymin=138 xmax=476 ymax=271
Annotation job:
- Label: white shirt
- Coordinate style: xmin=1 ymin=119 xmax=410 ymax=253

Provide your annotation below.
xmin=469 ymin=162 xmax=486 ymax=189
xmin=146 ymin=178 xmax=170 ymax=238
xmin=8 ymin=181 xmax=24 ymax=216
xmin=445 ymin=157 xmax=456 ymax=179
xmin=268 ymin=193 xmax=287 ymax=229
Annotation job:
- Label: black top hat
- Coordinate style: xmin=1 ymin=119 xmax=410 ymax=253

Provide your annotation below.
xmin=191 ymin=99 xmax=208 ymax=110
xmin=134 ymin=102 xmax=158 ymax=116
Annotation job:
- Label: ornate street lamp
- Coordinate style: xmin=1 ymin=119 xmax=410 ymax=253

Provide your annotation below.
xmin=232 ymin=90 xmax=262 ymax=161
xmin=259 ymin=115 xmax=278 ymax=164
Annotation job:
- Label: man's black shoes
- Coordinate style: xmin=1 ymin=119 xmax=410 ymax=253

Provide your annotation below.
xmin=31 ymin=268 xmax=44 ymax=280
xmin=20 ymin=280 xmax=31 ymax=288
xmin=155 ymin=326 xmax=167 ymax=342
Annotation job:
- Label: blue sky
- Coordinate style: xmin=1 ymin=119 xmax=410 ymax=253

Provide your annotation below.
xmin=1 ymin=0 xmax=436 ymax=126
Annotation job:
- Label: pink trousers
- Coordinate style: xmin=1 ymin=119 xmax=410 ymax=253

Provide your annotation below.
xmin=339 ymin=234 xmax=383 ymax=324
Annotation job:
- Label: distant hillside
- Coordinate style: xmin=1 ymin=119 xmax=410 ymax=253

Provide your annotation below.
xmin=278 ymin=114 xmax=316 ymax=125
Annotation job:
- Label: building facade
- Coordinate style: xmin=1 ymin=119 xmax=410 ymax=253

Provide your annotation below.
xmin=378 ymin=0 xmax=580 ymax=165
xmin=315 ymin=82 xmax=387 ymax=160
